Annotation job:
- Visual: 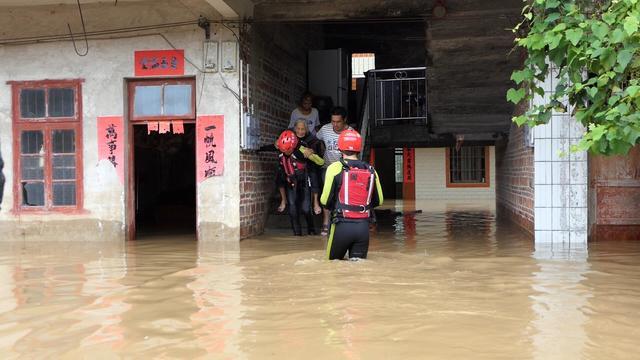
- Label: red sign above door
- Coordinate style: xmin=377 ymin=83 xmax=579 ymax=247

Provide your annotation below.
xmin=134 ymin=50 xmax=185 ymax=76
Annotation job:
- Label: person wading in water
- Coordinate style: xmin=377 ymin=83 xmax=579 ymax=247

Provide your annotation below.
xmin=321 ymin=129 xmax=383 ymax=260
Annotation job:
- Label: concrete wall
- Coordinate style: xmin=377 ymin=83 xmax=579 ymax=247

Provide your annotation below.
xmin=0 ymin=24 xmax=241 ymax=241
xmin=414 ymin=147 xmax=496 ymax=201
xmin=495 ymin=119 xmax=534 ymax=235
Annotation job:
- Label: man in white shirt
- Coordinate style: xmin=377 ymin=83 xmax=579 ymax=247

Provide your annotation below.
xmin=289 ymin=92 xmax=320 ymax=135
xmin=315 ymin=106 xmax=353 ymax=236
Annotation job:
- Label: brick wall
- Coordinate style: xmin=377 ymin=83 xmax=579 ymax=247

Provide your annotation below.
xmin=495 ymin=119 xmax=534 ymax=235
xmin=239 ymin=23 xmax=323 ymax=239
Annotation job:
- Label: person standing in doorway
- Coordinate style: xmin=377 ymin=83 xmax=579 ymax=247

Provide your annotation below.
xmin=293 ymin=119 xmax=325 ymax=215
xmin=316 ymin=106 xmax=353 ymax=236
xmin=289 ymin=92 xmax=320 ymax=135
xmin=321 ymin=129 xmax=383 ymax=260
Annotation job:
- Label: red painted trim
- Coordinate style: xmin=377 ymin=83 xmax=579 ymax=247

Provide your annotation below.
xmin=445 ymin=147 xmax=491 ymax=188
xmin=7 ymin=79 xmax=85 ymax=85
xmin=125 ymin=78 xmax=197 ymax=240
xmin=127 ymin=77 xmax=196 ymax=122
xmin=10 ymin=79 xmax=84 ymax=214
xmin=403 ymin=148 xmax=416 ymax=200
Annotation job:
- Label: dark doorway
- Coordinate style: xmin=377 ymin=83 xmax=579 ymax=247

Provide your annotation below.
xmin=374 ymin=147 xmax=399 ymax=200
xmin=133 ymin=124 xmax=196 ymax=236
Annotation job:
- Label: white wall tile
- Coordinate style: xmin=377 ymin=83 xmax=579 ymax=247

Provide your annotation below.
xmin=551 ymin=139 xmax=570 ymax=161
xmin=535 ymin=230 xmax=553 ymax=243
xmin=552 ymin=184 xmax=569 ymax=208
xmin=551 ymin=115 xmax=571 ymax=139
xmin=570 ymin=207 xmax=587 ymax=231
xmin=570 ymin=231 xmax=588 ymax=244
xmin=535 ymin=208 xmax=553 ymax=231
xmin=535 ymin=123 xmax=552 ymax=139
xmin=553 ymin=231 xmax=570 ymax=244
xmin=535 ymin=185 xmax=553 ymax=207
xmin=535 ymin=161 xmax=552 ymax=185
xmin=569 ymin=184 xmax=588 ymax=208
xmin=570 ymin=161 xmax=588 ymax=185
xmin=569 ymin=139 xmax=587 ymax=161
xmin=534 ymin=139 xmax=552 ymax=162
xmin=552 ymin=161 xmax=571 ymax=185
xmin=552 ymin=207 xmax=570 ymax=231
xmin=570 ymin=120 xmax=586 ymax=139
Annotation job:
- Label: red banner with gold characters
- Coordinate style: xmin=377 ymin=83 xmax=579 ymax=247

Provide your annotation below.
xmin=403 ymin=148 xmax=415 ymax=183
xmin=97 ymin=116 xmax=124 ymax=184
xmin=196 ymin=115 xmax=224 ymax=183
xmin=134 ymin=50 xmax=185 ymax=76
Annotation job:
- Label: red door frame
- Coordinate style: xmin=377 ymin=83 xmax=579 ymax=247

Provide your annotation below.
xmin=125 ymin=76 xmax=196 ymax=240
xmin=9 ymin=79 xmax=85 ymax=214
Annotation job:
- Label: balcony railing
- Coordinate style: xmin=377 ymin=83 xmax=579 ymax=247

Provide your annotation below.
xmin=367 ymin=67 xmax=427 ymax=126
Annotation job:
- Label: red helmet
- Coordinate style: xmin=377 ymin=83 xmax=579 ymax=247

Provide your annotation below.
xmin=277 ymin=130 xmax=298 ymax=153
xmin=338 ymin=129 xmax=363 ymax=152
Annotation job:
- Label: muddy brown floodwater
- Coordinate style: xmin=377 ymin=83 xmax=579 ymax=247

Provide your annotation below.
xmin=1 ymin=201 xmax=639 ymax=359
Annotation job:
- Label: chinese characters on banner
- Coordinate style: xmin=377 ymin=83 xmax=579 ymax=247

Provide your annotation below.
xmin=196 ymin=115 xmax=224 ymax=182
xmin=403 ymin=148 xmax=415 ymax=183
xmin=97 ymin=116 xmax=124 ymax=183
xmin=134 ymin=50 xmax=185 ymax=76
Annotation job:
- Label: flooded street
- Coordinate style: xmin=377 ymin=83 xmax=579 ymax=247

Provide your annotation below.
xmin=1 ymin=201 xmax=640 ymax=359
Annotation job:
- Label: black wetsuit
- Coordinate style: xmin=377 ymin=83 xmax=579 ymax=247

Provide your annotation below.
xmin=320 ymin=159 xmax=384 ymax=260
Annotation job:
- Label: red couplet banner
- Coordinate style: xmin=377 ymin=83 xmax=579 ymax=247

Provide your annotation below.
xmin=403 ymin=148 xmax=415 ymax=183
xmin=134 ymin=50 xmax=185 ymax=76
xmin=196 ymin=115 xmax=224 ymax=183
xmin=97 ymin=116 xmax=125 ymax=183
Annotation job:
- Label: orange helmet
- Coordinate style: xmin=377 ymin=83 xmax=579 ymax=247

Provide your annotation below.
xmin=338 ymin=129 xmax=362 ymax=152
xmin=277 ymin=130 xmax=298 ymax=153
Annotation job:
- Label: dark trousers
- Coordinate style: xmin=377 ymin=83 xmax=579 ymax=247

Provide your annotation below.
xmin=286 ymin=179 xmax=315 ymax=235
xmin=326 ymin=220 xmax=370 ymax=260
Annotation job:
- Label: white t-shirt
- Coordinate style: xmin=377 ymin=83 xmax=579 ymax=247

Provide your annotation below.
xmin=289 ymin=108 xmax=320 ymax=135
xmin=316 ymin=123 xmax=353 ymax=167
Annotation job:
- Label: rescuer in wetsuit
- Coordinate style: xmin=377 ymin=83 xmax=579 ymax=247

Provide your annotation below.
xmin=320 ymin=129 xmax=383 ymax=260
xmin=276 ymin=129 xmax=324 ymax=236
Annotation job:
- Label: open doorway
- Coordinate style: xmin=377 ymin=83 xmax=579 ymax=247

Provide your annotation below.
xmin=133 ymin=123 xmax=196 ymax=236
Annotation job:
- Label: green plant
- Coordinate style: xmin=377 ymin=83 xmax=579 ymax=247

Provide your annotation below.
xmin=508 ymin=0 xmax=640 ymax=155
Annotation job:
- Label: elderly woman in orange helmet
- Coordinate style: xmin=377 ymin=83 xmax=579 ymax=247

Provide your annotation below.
xmin=276 ymin=129 xmax=324 ymax=236
xmin=320 ymin=129 xmax=384 ymax=260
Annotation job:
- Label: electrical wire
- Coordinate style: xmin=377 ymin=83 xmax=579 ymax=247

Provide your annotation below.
xmin=0 ymin=20 xmax=201 ymax=46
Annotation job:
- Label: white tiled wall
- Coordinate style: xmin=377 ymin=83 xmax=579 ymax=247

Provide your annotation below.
xmin=533 ymin=68 xmax=588 ymax=245
xmin=414 ymin=147 xmax=496 ymax=200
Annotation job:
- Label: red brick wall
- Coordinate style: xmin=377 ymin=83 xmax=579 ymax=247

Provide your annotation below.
xmin=496 ymin=120 xmax=534 ymax=235
xmin=239 ymin=23 xmax=323 ymax=239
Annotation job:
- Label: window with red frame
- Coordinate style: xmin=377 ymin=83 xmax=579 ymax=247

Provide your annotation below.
xmin=128 ymin=78 xmax=195 ymax=121
xmin=11 ymin=80 xmax=83 ymax=211
xmin=446 ymin=146 xmax=490 ymax=188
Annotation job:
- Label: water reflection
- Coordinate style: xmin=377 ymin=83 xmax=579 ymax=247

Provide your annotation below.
xmin=530 ymin=245 xmax=591 ymax=360
xmin=0 ymin=202 xmax=638 ymax=357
